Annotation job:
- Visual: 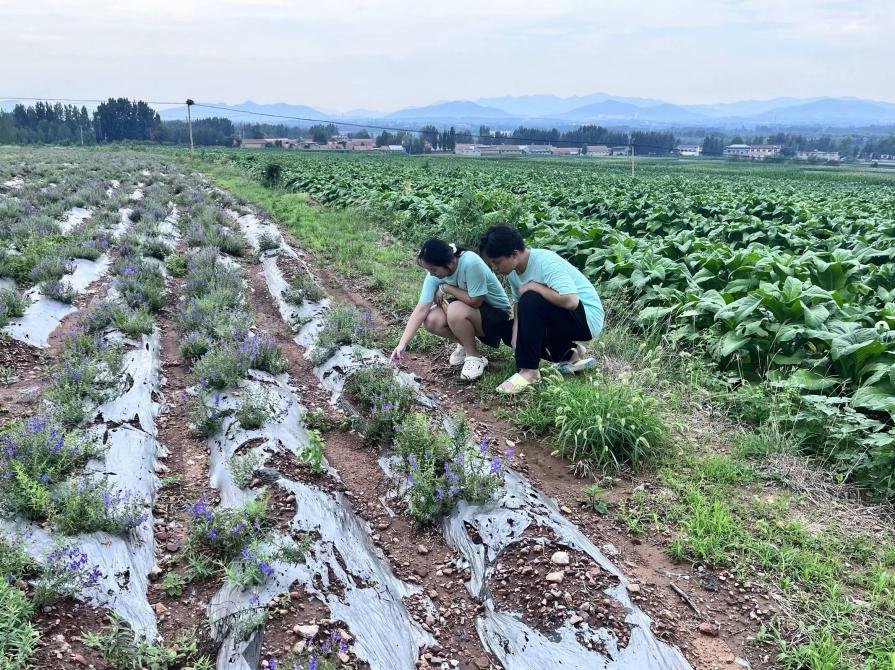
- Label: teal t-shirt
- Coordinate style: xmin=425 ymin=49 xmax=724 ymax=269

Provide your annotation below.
xmin=419 ymin=251 xmax=512 ymax=316
xmin=507 ymin=248 xmax=604 ymax=336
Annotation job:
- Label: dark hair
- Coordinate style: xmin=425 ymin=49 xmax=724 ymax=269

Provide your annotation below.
xmin=417 ymin=238 xmax=462 ymax=269
xmin=479 ymin=225 xmax=525 ymax=259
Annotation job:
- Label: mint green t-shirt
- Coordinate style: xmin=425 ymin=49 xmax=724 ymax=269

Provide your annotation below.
xmin=419 ymin=251 xmax=512 ymax=316
xmin=507 ymin=248 xmax=604 ymax=336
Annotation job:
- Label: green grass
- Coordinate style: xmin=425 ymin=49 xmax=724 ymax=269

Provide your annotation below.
xmin=193 ymin=165 xmax=423 ymax=316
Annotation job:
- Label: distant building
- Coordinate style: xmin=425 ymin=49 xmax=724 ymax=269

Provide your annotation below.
xmin=240 ymin=137 xmax=296 ymax=149
xmin=386 ymin=145 xmax=406 ymax=153
xmin=585 ymin=145 xmax=610 ymax=157
xmin=521 ymin=145 xmax=552 ymax=156
xmin=454 ymin=143 xmax=480 ymax=156
xmin=747 ymin=144 xmax=782 ymax=159
xmin=346 ymin=138 xmax=375 ymax=151
xmin=723 ymin=144 xmax=751 ymax=157
xmin=796 ymin=150 xmax=840 ymax=162
xmin=677 ymin=144 xmax=702 ymax=157
xmin=479 ymin=145 xmax=524 ymax=156
xmin=610 ymin=146 xmax=631 ymax=156
xmin=550 ymin=146 xmax=580 ymax=156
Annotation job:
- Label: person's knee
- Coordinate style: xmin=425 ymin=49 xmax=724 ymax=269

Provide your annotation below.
xmin=518 ymin=290 xmax=548 ymax=312
xmin=446 ymin=300 xmax=471 ymax=324
xmin=423 ymin=310 xmax=445 ymax=333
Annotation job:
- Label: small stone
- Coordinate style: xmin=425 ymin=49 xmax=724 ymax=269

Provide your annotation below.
xmin=414 ymin=566 xmax=429 ymax=578
xmin=295 ymin=624 xmax=319 ymax=638
xmin=569 ymin=614 xmax=583 ymax=625
xmin=71 ymin=653 xmax=88 ymax=667
xmin=154 ymin=602 xmax=168 ymax=615
xmin=546 ymin=571 xmax=565 ymax=583
xmin=627 ymin=583 xmax=641 ymax=594
xmin=376 ymin=520 xmax=391 ymax=530
xmin=474 ymin=656 xmax=491 ymax=669
xmin=165 ymin=539 xmax=181 ymax=553
xmin=699 ymin=622 xmax=720 ymax=637
xmin=550 ymin=551 xmax=570 ymax=566
xmin=417 ymin=544 xmax=429 ymax=555
xmin=148 ymin=564 xmax=163 ymax=581
xmin=560 ymin=505 xmax=573 ymax=514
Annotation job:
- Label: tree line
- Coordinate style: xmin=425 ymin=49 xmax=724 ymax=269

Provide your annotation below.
xmin=0 ymin=99 xmax=236 ymax=146
xmin=3 ymin=99 xmax=895 ymax=159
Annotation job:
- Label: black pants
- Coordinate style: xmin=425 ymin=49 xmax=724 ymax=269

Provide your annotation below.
xmin=515 ymin=291 xmax=592 ymax=369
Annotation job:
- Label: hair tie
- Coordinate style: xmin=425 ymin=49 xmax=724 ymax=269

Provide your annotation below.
xmin=449 ymin=243 xmax=457 ymax=253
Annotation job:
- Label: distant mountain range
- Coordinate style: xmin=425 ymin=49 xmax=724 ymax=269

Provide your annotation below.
xmin=6 ymin=94 xmax=895 ymax=129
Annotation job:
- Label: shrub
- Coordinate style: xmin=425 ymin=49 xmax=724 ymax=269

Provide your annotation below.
xmin=257 ymin=232 xmax=280 ymax=252
xmin=345 ymin=363 xmax=416 ymax=446
xmin=235 ymin=387 xmax=272 ymax=430
xmin=188 ymin=392 xmax=227 ymax=436
xmin=32 ymin=544 xmax=101 ymax=607
xmin=28 ymin=255 xmax=75 ymax=285
xmin=0 ymin=580 xmax=37 ymax=669
xmin=282 ymin=269 xmax=325 ymax=306
xmin=0 ymin=288 xmax=27 ymax=327
xmin=114 ymin=308 xmax=154 ymax=338
xmin=515 ymin=374 xmax=669 ymax=472
xmin=223 ymin=544 xmax=276 ymax=588
xmin=194 ymin=343 xmax=250 ymax=390
xmin=229 ymin=450 xmax=263 ymax=488
xmin=0 ymin=532 xmax=35 ymax=583
xmin=0 ymin=419 xmax=101 ymax=520
xmin=166 ymin=252 xmax=188 ymax=277
xmin=186 ymin=497 xmax=268 ymax=561
xmin=139 ymin=237 xmax=170 ymax=260
xmin=40 ymin=279 xmax=76 ymax=304
xmin=249 ymin=334 xmax=289 ymax=375
xmin=114 ymin=260 xmax=166 ymax=312
xmin=393 ymin=412 xmax=505 ymax=525
xmin=65 ymin=239 xmax=106 ymax=261
xmin=310 ymin=304 xmax=376 ymax=366
xmin=53 ymin=479 xmax=148 ymax=536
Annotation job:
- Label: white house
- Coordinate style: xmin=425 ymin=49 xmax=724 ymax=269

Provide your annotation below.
xmin=386 ymin=145 xmax=406 ymax=153
xmin=748 ymin=144 xmax=782 ymax=159
xmin=723 ymin=144 xmax=751 ymax=157
xmin=454 ymin=143 xmax=480 ymax=156
xmin=585 ymin=145 xmax=610 ymax=157
xmin=677 ymin=144 xmax=702 ymax=157
xmin=521 ymin=145 xmax=552 ymax=156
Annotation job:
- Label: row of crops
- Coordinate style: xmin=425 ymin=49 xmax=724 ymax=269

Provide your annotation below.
xmin=209 ymin=150 xmax=895 ymax=499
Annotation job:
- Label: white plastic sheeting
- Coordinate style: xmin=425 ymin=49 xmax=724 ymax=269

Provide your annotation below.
xmin=60 ymin=207 xmax=92 ymax=234
xmin=203 ymin=371 xmax=432 ymax=670
xmin=3 ymin=255 xmax=111 ymax=348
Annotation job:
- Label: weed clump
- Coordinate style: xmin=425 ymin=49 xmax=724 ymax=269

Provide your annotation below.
xmin=515 ymin=373 xmax=669 ymax=472
xmin=282 ymin=269 xmax=325 ymax=306
xmin=0 ymin=288 xmax=27 ymax=327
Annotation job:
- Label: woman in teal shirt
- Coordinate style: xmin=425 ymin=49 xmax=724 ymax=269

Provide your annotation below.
xmin=390 ymin=238 xmax=513 ymax=380
xmin=479 ymin=225 xmax=604 ymax=394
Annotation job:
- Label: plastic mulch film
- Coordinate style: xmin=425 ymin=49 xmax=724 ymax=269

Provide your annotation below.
xmin=443 ymin=468 xmax=692 ymax=670
xmin=251 ymin=251 xmax=692 ymax=670
xmin=60 ymin=206 xmax=92 ymax=234
xmin=204 ymin=371 xmax=433 ymax=670
xmin=3 ymin=255 xmax=111 ymax=348
xmin=0 ymin=422 xmax=162 ymax=639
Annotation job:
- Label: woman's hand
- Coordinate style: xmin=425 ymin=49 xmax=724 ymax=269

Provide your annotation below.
xmin=389 ymin=345 xmax=405 ymax=367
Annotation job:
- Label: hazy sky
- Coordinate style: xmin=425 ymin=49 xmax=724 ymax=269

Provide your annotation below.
xmin=3 ymin=0 xmax=894 ymax=111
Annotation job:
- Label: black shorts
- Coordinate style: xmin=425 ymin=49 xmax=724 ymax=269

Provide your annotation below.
xmin=478 ymin=302 xmax=513 ymax=348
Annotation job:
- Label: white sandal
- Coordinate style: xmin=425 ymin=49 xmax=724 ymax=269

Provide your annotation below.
xmin=460 ymin=356 xmax=488 ymax=381
xmin=449 ymin=344 xmax=466 ymax=366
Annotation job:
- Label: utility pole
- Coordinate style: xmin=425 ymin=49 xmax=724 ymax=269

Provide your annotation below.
xmin=630 ymin=136 xmax=635 ymax=177
xmin=186 ymin=99 xmax=195 ymax=154
xmin=80 ymin=126 xmax=83 ymax=146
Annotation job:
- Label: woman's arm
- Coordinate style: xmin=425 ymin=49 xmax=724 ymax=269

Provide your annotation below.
xmin=442 ymin=284 xmax=485 ymax=308
xmin=390 ymin=302 xmax=432 ymax=365
xmin=519 ymin=281 xmax=579 ymax=310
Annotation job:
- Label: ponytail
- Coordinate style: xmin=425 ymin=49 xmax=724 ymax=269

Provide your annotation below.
xmin=418 ymin=238 xmax=463 ymax=269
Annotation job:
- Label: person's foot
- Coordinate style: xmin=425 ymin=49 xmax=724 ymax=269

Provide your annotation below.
xmin=460 ymin=356 xmax=488 ymax=381
xmin=567 ymin=343 xmax=588 ymax=364
xmin=449 ymin=344 xmax=466 ymax=366
xmin=496 ymin=370 xmax=541 ymax=395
